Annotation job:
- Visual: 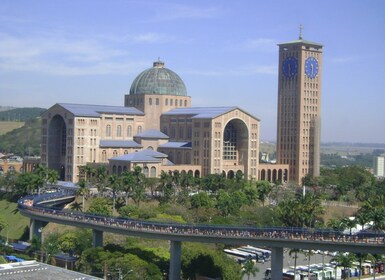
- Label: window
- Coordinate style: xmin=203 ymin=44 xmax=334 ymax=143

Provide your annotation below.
xmin=165 ymin=99 xmax=168 ymax=106
xmin=149 ymin=98 xmax=152 ymax=105
xmin=156 ymin=98 xmax=159 ymax=105
xmin=184 ymin=100 xmax=187 ymax=107
xmin=127 ymin=125 xmax=132 ymax=137
xmin=137 ymin=126 xmax=142 ymax=134
xmin=117 ymin=125 xmax=122 ymax=137
xmin=106 ymin=125 xmax=111 ymax=137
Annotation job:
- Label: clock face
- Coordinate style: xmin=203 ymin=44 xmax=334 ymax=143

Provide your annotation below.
xmin=282 ymin=56 xmax=298 ymax=78
xmin=305 ymin=57 xmax=319 ymax=79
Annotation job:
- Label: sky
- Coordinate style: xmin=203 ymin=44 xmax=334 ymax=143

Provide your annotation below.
xmin=0 ymin=0 xmax=384 ymax=143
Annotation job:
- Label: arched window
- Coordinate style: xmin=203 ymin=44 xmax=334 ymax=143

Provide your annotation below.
xmin=127 ymin=125 xmax=132 ymax=137
xmin=102 ymin=150 xmax=107 ymax=161
xmin=137 ymin=126 xmax=142 ymax=134
xmin=179 ymin=126 xmax=184 ymax=138
xmin=117 ymin=125 xmax=122 ymax=137
xmin=165 ymin=99 xmax=168 ymax=106
xmin=150 ymin=167 xmax=156 ymax=177
xmin=184 ymin=100 xmax=187 ymax=107
xmin=156 ymin=98 xmax=159 ymax=105
xmin=143 ymin=166 xmax=149 ymax=177
xmin=179 ymin=100 xmax=182 ymax=106
xmin=106 ymin=125 xmax=111 ymax=137
xmin=170 ymin=99 xmax=173 ymax=106
xmin=149 ymin=98 xmax=152 ymax=105
xmin=175 ymin=99 xmax=178 ymax=106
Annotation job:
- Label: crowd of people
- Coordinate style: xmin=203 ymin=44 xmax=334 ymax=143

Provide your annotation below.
xmin=17 ymin=191 xmax=385 ymax=247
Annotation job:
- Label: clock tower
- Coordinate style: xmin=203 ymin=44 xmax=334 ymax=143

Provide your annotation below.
xmin=276 ymin=31 xmax=323 ymax=184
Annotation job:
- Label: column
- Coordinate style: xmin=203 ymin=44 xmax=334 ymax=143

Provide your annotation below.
xmin=92 ymin=229 xmax=103 ymax=247
xmin=271 ymin=247 xmax=283 ymax=280
xmin=169 ymin=241 xmax=181 ymax=280
xmin=29 ymin=219 xmax=44 ymax=242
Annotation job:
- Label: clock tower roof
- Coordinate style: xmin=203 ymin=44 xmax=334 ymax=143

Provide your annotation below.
xmin=278 ymin=38 xmax=323 ymax=48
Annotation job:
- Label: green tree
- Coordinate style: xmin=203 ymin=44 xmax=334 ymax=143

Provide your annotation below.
xmin=255 ymin=180 xmax=272 ymax=206
xmin=190 ymin=192 xmax=214 ymax=209
xmin=241 ymin=259 xmax=259 ymax=280
xmin=107 ymin=174 xmax=121 ymax=212
xmin=87 ymin=197 xmax=112 ymax=216
xmin=76 ymin=179 xmax=90 ymax=212
xmin=131 ymin=166 xmax=146 ymax=206
xmin=121 ymin=171 xmax=134 ymax=206
xmin=331 ymin=252 xmax=356 ymax=279
xmin=289 ymin=248 xmax=300 ymax=279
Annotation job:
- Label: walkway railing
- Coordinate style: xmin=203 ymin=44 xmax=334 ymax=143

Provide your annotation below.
xmin=17 ymin=192 xmax=385 ymax=246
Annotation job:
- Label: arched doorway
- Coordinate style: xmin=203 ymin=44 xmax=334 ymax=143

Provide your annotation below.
xmin=222 ymin=119 xmax=249 ymax=177
xmin=48 ymin=115 xmax=67 ymax=181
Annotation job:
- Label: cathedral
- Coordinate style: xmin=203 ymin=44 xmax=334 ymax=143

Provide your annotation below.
xmin=41 ymin=60 xmax=263 ymax=182
xmin=41 ymin=36 xmax=322 ymax=184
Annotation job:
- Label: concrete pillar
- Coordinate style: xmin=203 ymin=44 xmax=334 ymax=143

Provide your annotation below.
xmin=169 ymin=241 xmax=181 ymax=280
xmin=271 ymin=247 xmax=283 ymax=280
xmin=92 ymin=229 xmax=103 ymax=247
xmin=29 ymin=219 xmax=44 ymax=242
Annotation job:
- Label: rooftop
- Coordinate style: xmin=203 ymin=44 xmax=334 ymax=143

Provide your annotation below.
xmin=99 ymin=140 xmax=142 ymax=148
xmin=135 ymin=129 xmax=169 ymax=139
xmin=109 ymin=149 xmax=168 ymax=163
xmin=129 ymin=61 xmax=187 ymax=96
xmin=162 ymin=106 xmax=238 ymax=119
xmin=56 ymin=103 xmax=144 ymax=117
xmin=0 ymin=260 xmax=101 ymax=280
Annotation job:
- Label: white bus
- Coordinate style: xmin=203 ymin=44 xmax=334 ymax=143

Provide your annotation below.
xmin=241 ymin=245 xmax=271 ymax=260
xmin=224 ymin=249 xmax=255 ymax=261
xmin=237 ymin=247 xmax=265 ymax=262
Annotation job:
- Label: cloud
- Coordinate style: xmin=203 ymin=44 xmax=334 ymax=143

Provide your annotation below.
xmin=186 ymin=64 xmax=277 ymax=77
xmin=143 ymin=3 xmax=222 ymax=22
xmin=328 ymin=56 xmax=357 ymax=63
xmin=0 ymin=32 xmax=158 ymax=76
xmin=229 ymin=38 xmax=277 ymax=52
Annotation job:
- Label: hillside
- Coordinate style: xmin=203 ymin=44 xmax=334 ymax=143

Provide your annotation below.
xmin=0 ymin=121 xmax=25 ymax=136
xmin=0 ymin=107 xmax=45 ymax=121
xmin=0 ymin=118 xmax=41 ymax=156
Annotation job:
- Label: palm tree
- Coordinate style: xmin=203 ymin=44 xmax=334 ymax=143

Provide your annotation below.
xmin=368 ymin=254 xmax=385 ymax=280
xmin=355 ymin=253 xmax=369 ymax=280
xmin=289 ymin=248 xmax=300 ymax=279
xmin=241 ymin=259 xmax=259 ymax=280
xmin=93 ymin=166 xmax=108 ymax=196
xmin=256 ymin=180 xmax=272 ymax=207
xmin=131 ymin=166 xmax=146 ymax=206
xmin=368 ymin=208 xmax=385 ymax=230
xmin=121 ymin=171 xmax=134 ymax=206
xmin=77 ymin=179 xmax=90 ymax=212
xmin=70 ymin=201 xmax=83 ymax=212
xmin=331 ymin=252 xmax=356 ymax=279
xmin=107 ymin=174 xmax=120 ymax=212
xmin=341 ymin=217 xmax=357 ymax=236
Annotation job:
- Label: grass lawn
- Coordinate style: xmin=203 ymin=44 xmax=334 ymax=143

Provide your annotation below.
xmin=0 ymin=199 xmax=29 ymax=241
xmin=0 ymin=121 xmax=25 ymax=135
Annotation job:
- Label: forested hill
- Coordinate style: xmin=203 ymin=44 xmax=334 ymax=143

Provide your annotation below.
xmin=0 ymin=107 xmax=46 ymax=121
xmin=0 ymin=118 xmax=41 ymax=156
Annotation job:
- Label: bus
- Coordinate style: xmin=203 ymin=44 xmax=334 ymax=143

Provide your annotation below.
xmin=224 ymin=249 xmax=256 ymax=261
xmin=237 ymin=247 xmax=265 ymax=262
xmin=241 ymin=245 xmax=271 ymax=260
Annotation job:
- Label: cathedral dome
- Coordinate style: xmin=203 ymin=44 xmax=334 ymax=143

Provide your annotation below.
xmin=129 ymin=61 xmax=187 ymax=96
